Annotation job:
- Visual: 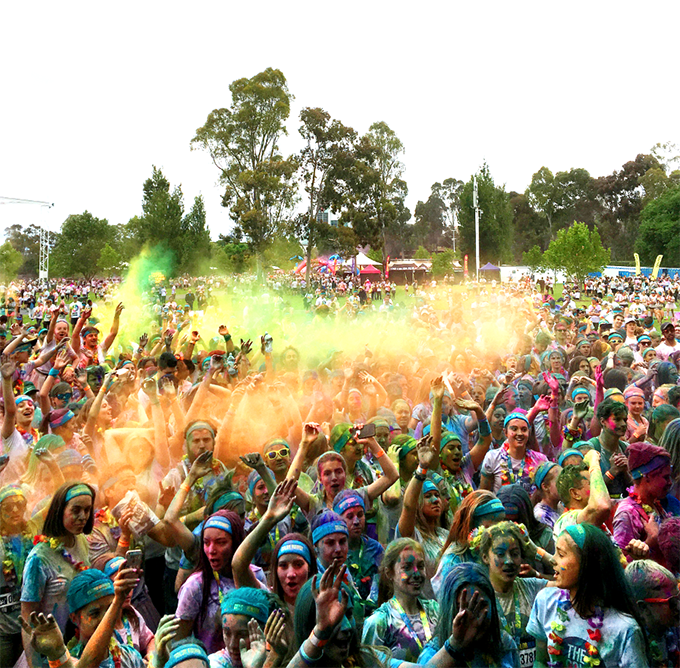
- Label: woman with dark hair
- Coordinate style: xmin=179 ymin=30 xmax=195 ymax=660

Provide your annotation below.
xmin=233 ymin=479 xmax=317 ymax=613
xmin=173 ymin=509 xmax=265 ymax=654
xmin=288 ymin=560 xmax=388 ymax=668
xmin=432 ymin=490 xmax=505 ymax=596
xmin=528 ymin=523 xmax=649 ymax=668
xmin=362 ymin=538 xmax=438 ymax=663
xmin=568 ymin=355 xmax=591 ymax=379
xmin=418 ymin=562 xmax=518 ymax=666
xmin=648 ymin=404 xmax=680 ymax=444
xmin=497 ymin=484 xmax=554 ymax=571
xmin=20 ymin=481 xmax=95 ymax=667
xmin=657 ymin=361 xmax=679 ymax=387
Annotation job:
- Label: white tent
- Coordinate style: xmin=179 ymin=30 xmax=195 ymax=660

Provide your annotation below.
xmin=355 ymin=251 xmax=381 ymax=267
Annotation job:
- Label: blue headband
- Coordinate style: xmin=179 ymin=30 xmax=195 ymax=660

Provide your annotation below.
xmin=571 ymin=387 xmax=590 ymax=401
xmin=15 ymin=395 xmax=34 ymax=406
xmin=534 ymin=462 xmax=558 ymax=489
xmin=422 ymin=480 xmax=438 ymax=495
xmin=65 ymin=484 xmax=93 ymax=503
xmin=214 ymin=491 xmax=243 ymax=511
xmin=474 ymin=498 xmax=505 ymax=518
xmin=67 ymin=569 xmax=114 ymax=613
xmin=104 ymin=556 xmax=125 ymax=577
xmin=220 ymin=587 xmax=270 ymax=624
xmin=564 ymin=524 xmax=586 ymax=549
xmin=558 ymin=449 xmax=584 ymax=466
xmin=278 ymin=540 xmax=312 ymax=564
xmin=248 ymin=472 xmax=262 ymax=496
xmin=637 ymin=335 xmax=651 ymax=344
xmin=204 ymin=515 xmax=232 ymax=534
xmin=0 ymin=485 xmax=25 ymax=504
xmin=503 ymin=412 xmax=530 ymax=429
xmin=166 ymin=644 xmax=209 ymax=668
xmin=333 ymin=493 xmax=365 ymax=515
xmin=312 ymin=520 xmax=349 ymax=544
xmin=630 ymin=455 xmax=670 ymax=480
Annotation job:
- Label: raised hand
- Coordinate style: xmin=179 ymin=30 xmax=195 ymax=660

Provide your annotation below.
xmin=312 ymin=560 xmax=349 ymax=636
xmin=218 ymin=325 xmax=229 ymax=336
xmin=542 ymin=371 xmax=559 ymax=394
xmin=455 ymin=397 xmax=482 ymax=413
xmin=239 ymin=452 xmax=265 ymax=470
xmin=264 ymin=609 xmax=289 ymax=658
xmin=572 ymin=396 xmax=590 ymax=420
xmin=624 ymin=539 xmax=650 ymax=560
xmin=430 ymin=375 xmax=445 ymax=401
xmin=153 ymin=615 xmax=182 ymax=666
xmin=300 ymin=422 xmax=320 ymax=446
xmin=0 ymin=357 xmax=16 ymax=379
xmin=53 ymin=349 xmax=69 ymax=372
xmin=239 ymin=619 xmax=266 ymax=668
xmin=138 ymin=333 xmax=148 ymax=349
xmin=19 ymin=612 xmax=67 ymax=661
xmin=188 ymin=450 xmax=215 ymax=483
xmin=450 ymin=587 xmax=490 ymax=649
xmin=113 ymin=563 xmax=140 ymax=601
xmin=265 ymin=479 xmax=298 ymax=524
xmin=114 ymin=302 xmax=125 ymax=318
xmin=533 ymin=395 xmax=552 ymax=413
xmin=240 ymin=339 xmax=253 ymax=355
xmin=416 ymin=434 xmax=438 ymax=470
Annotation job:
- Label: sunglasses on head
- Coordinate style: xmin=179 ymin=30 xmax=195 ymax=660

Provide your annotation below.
xmin=266 ymin=447 xmax=290 ymax=460
xmin=56 ymin=393 xmax=72 ymax=402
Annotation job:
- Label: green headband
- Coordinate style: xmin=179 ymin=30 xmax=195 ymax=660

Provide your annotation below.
xmin=332 ymin=429 xmax=352 ymax=454
xmin=564 ymin=524 xmax=586 ymax=549
xmin=65 ymin=484 xmax=93 ymax=503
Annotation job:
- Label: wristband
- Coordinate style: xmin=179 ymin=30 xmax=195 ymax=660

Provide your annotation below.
xmin=478 ymin=418 xmax=491 ymax=437
xmin=444 ymin=638 xmax=466 ymax=660
xmin=309 ymin=632 xmax=329 ymax=648
xmin=416 ymin=465 xmax=428 ymax=475
xmin=299 ymin=644 xmax=320 ymax=665
xmin=82 ymin=384 xmax=90 ymax=391
xmin=48 ymin=650 xmax=70 ymax=668
xmin=118 ymin=537 xmax=130 ymax=548
xmin=180 ymin=482 xmax=191 ymax=493
xmin=48 ymin=368 xmax=60 ymax=377
xmin=605 ymin=470 xmax=615 ymax=481
xmin=223 ymin=334 xmax=232 ymax=342
xmin=413 ymin=472 xmax=426 ymax=482
xmin=535 ymin=546 xmax=547 ymax=560
xmin=374 ymin=448 xmax=385 ymax=458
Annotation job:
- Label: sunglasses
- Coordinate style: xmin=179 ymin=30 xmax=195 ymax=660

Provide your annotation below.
xmin=266 ymin=447 xmax=290 ymax=460
xmin=639 ymin=341 xmax=651 ymax=347
xmin=55 ymin=393 xmax=73 ymax=402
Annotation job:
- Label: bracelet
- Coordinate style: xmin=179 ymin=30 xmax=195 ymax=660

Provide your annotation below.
xmin=444 ymin=638 xmax=465 ymax=660
xmin=535 ymin=546 xmax=547 ymax=560
xmin=180 ymin=482 xmax=191 ymax=493
xmin=416 ymin=465 xmax=428 ymax=476
xmin=82 ymin=384 xmax=90 ymax=391
xmin=118 ymin=537 xmax=130 ymax=548
xmin=309 ymin=631 xmax=329 ymax=648
xmin=374 ymin=448 xmax=385 ymax=458
xmin=48 ymin=650 xmax=70 ymax=668
xmin=48 ymin=368 xmax=60 ymax=377
xmin=605 ymin=470 xmax=615 ymax=481
xmin=223 ymin=334 xmax=232 ymax=341
xmin=299 ymin=644 xmax=320 ymax=665
xmin=478 ymin=418 xmax=491 ymax=437
xmin=413 ymin=472 xmax=427 ymax=482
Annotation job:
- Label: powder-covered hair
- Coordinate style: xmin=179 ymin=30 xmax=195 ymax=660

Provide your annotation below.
xmin=625 ymin=559 xmax=676 ymax=601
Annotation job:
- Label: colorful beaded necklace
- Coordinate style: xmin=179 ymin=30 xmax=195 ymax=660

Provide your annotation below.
xmin=33 ymin=535 xmax=89 ymax=572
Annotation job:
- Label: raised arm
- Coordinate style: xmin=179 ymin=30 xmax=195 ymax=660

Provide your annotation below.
xmin=577 ymin=450 xmax=611 ymax=526
xmin=455 ymin=398 xmax=492 ymax=470
xmin=141 ymin=378 xmax=170 ymax=470
xmin=232 ymin=480 xmax=297 ymax=589
xmin=70 ymin=307 xmax=91 ymax=355
xmin=1 ymin=359 xmax=17 ymax=439
xmin=398 ymin=436 xmax=437 ymax=539
xmin=363 ymin=434 xmax=399 ymax=503
xmin=102 ymin=302 xmax=124 ymax=354
xmin=430 ymin=376 xmax=445 ymax=451
xmin=285 ymin=423 xmax=318 ymax=513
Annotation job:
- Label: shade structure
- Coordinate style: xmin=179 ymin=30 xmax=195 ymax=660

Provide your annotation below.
xmin=359 ymin=265 xmax=382 ymax=274
xmin=355 ymin=251 xmax=381 ymax=266
xmin=480 ymin=262 xmax=500 ymax=271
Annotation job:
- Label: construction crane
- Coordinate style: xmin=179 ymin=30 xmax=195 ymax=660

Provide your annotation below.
xmin=0 ymin=196 xmax=54 ymax=281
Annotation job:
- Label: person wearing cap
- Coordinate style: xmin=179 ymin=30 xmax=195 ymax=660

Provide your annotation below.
xmin=623 ymin=316 xmax=638 ymax=351
xmin=71 ymin=301 xmax=124 ymax=369
xmin=613 ymin=442 xmax=679 ymax=563
xmin=655 ymin=321 xmax=680 ymax=362
xmin=479 ymin=411 xmax=547 ymax=494
xmin=66 ymin=564 xmax=143 ymax=668
xmin=207 ymin=587 xmax=274 ymax=668
xmin=552 ymin=449 xmax=612 ymax=541
xmin=623 ymin=386 xmax=648 ymax=443
xmin=532 ymin=462 xmax=563 ymax=529
xmin=20 ymin=481 xmax=95 ymax=666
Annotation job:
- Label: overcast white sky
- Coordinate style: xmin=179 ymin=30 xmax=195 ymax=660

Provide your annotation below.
xmin=2 ymin=1 xmax=678 ymax=241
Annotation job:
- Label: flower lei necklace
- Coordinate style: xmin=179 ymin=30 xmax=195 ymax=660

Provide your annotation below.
xmin=33 ymin=535 xmax=88 ymax=572
xmin=69 ymin=634 xmax=122 ymax=668
xmin=17 ymin=425 xmax=38 ymax=446
xmin=547 ymin=589 xmax=603 ymax=667
xmin=95 ymin=506 xmax=118 ymax=528
xmin=2 ymin=531 xmax=33 ymax=588
xmin=182 ymin=455 xmax=221 ymax=494
xmin=500 ymin=444 xmax=533 ymax=485
xmin=627 ymin=487 xmax=665 ymax=520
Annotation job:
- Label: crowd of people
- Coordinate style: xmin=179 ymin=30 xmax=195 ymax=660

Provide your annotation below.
xmin=0 ymin=270 xmax=679 ymax=668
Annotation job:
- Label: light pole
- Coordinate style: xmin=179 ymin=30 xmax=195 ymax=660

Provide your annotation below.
xmin=473 ymin=175 xmax=480 ymax=281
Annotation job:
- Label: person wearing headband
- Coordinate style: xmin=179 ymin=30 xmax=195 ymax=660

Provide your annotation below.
xmin=333 ymin=489 xmax=384 ymax=610
xmin=623 ymin=386 xmax=649 ymax=444
xmin=528 ymin=523 xmax=648 ymax=668
xmin=174 ymin=510 xmax=265 ymax=655
xmin=552 ymin=449 xmax=612 ymax=542
xmin=71 ymin=300 xmax=123 ymax=369
xmin=209 ymin=587 xmax=274 ymax=668
xmin=613 ymin=442 xmax=677 ymax=561
xmin=310 ymin=510 xmax=350 ymax=576
xmin=532 ymin=461 xmax=563 ymax=529
xmin=66 ymin=565 xmax=144 ymax=668
xmin=233 ymin=480 xmax=313 ymax=611
xmin=20 ymin=482 xmax=95 ymax=665
xmin=480 ymin=411 xmax=547 ymax=495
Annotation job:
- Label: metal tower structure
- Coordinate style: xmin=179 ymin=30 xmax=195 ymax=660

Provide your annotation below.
xmin=0 ymin=196 xmax=54 ymax=282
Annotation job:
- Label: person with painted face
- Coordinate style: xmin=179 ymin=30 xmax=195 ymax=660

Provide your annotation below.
xmin=362 ymin=538 xmax=438 ymax=663
xmin=396 ymin=437 xmax=448 ymax=598
xmin=532 ymin=462 xmax=563 ymax=530
xmin=480 ymin=522 xmax=547 ymax=668
xmin=613 ymin=442 xmax=679 ymax=564
xmin=432 ymin=490 xmax=506 ymax=597
xmin=480 ymin=412 xmax=547 ymax=494
xmin=583 ymin=398 xmax=632 ymax=498
xmin=66 ymin=565 xmax=144 ymax=668
xmin=528 ymin=524 xmax=649 ymax=668
xmin=418 ymin=562 xmax=517 ymax=667
xmin=626 ymin=560 xmax=680 ymax=667
xmin=21 ymin=481 xmax=95 ymax=667
xmin=207 ymin=587 xmax=282 ymax=668
xmin=333 ymin=489 xmax=384 ymax=609
xmin=71 ymin=302 xmax=124 ymax=369
xmin=262 ymin=438 xmax=313 ymax=493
